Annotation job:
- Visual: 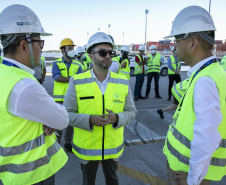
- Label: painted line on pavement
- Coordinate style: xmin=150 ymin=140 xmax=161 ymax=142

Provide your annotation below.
xmin=124 ymin=136 xmax=166 ymax=146
xmin=118 ymin=163 xmax=166 ymax=185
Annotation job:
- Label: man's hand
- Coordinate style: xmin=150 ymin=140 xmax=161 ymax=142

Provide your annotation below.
xmin=102 ymin=109 xmax=118 ymax=124
xmin=89 ymin=115 xmax=110 ymax=127
xmin=43 ymin=125 xmax=56 ymax=136
xmin=175 ymin=71 xmax=179 ymax=75
xmin=174 ymin=171 xmax=188 ymax=185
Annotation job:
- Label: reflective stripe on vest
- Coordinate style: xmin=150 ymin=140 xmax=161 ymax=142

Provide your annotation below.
xmin=0 ymin=141 xmax=61 ymax=173
xmin=119 ymin=59 xmax=130 ymax=80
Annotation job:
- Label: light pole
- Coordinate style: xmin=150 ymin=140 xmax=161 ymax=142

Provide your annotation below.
xmin=87 ymin=32 xmax=89 ymax=42
xmin=145 ymin=9 xmax=149 ymax=52
xmin=122 ymin=32 xmax=124 ymax=45
xmin=209 ymin=0 xmax=211 ymax=13
xmin=108 ymin=24 xmax=111 ymax=34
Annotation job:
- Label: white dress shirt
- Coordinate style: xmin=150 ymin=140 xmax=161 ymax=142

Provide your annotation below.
xmin=187 ymin=56 xmax=222 ymax=185
xmin=5 ymin=57 xmax=69 ymax=130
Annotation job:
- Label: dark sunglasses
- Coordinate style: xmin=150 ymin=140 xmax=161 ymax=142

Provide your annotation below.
xmin=27 ymin=39 xmax=45 ymax=49
xmin=92 ymin=49 xmax=116 ymax=58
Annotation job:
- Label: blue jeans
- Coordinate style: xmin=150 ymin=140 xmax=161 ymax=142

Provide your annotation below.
xmin=134 ymin=73 xmax=144 ymax=97
xmin=146 ymin=72 xmax=160 ymax=96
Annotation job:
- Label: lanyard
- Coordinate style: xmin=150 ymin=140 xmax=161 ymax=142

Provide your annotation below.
xmin=2 ymin=60 xmax=20 ymax=69
xmin=177 ymin=59 xmax=217 ymax=112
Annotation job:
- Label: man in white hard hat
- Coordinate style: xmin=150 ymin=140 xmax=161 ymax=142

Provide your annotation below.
xmin=0 ymin=4 xmax=69 ymax=185
xmin=119 ymin=45 xmax=131 ymax=80
xmin=167 ymin=46 xmax=181 ymax=101
xmin=134 ymin=44 xmax=149 ymax=101
xmin=83 ymin=44 xmax=93 ymax=69
xmin=75 ymin=46 xmax=88 ymax=72
xmin=63 ymin=32 xmax=137 ymax=185
xmin=145 ymin=44 xmax=164 ymax=99
xmin=52 ymin=38 xmax=82 ymax=153
xmin=163 ymin=6 xmax=226 ymax=185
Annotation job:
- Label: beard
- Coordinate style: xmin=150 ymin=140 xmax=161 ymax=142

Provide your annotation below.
xmin=93 ymin=56 xmax=112 ymax=70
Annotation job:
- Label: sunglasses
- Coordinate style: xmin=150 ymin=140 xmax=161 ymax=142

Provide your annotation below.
xmin=92 ymin=49 xmax=116 ymax=58
xmin=27 ymin=39 xmax=45 ymax=49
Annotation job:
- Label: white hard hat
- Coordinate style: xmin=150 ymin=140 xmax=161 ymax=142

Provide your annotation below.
xmin=76 ymin=46 xmax=85 ymax=54
xmin=83 ymin=44 xmax=87 ymax=51
xmin=0 ymin=4 xmax=52 ymax=37
xmin=121 ymin=45 xmax=130 ymax=53
xmin=86 ymin=32 xmax=114 ymax=54
xmin=138 ymin=45 xmax=145 ymax=51
xmin=164 ymin=6 xmax=216 ymax=39
xmin=150 ymin=45 xmax=156 ymax=50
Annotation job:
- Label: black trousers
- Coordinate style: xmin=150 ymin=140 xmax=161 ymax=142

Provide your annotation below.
xmin=81 ymin=159 xmax=119 ymax=185
xmin=146 ymin=72 xmax=160 ymax=96
xmin=168 ymin=74 xmax=181 ymax=99
xmin=33 ymin=174 xmax=55 ymax=185
xmin=134 ymin=73 xmax=145 ymax=97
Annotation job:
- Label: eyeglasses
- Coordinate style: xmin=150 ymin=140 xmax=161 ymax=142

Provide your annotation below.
xmin=92 ymin=49 xmax=116 ymax=58
xmin=27 ymin=39 xmax=45 ymax=49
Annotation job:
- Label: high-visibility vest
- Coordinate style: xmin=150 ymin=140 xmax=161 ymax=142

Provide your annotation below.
xmin=119 ymin=59 xmax=130 ymax=80
xmin=112 ymin=56 xmax=121 ymax=73
xmin=134 ymin=55 xmax=144 ymax=75
xmin=171 ymin=78 xmax=189 ymax=102
xmin=0 ymin=56 xmax=3 ymax=63
xmin=40 ymin=56 xmax=45 ymax=75
xmin=0 ymin=64 xmax=68 ymax=185
xmin=168 ymin=55 xmax=181 ymax=75
xmin=221 ymin=55 xmax=226 ymax=71
xmin=53 ymin=58 xmax=80 ymax=101
xmin=75 ymin=60 xmax=88 ymax=72
xmin=163 ymin=62 xmax=226 ymax=181
xmin=84 ymin=53 xmax=92 ymax=64
xmin=147 ymin=53 xmax=161 ymax=73
xmin=72 ymin=71 xmax=128 ymax=160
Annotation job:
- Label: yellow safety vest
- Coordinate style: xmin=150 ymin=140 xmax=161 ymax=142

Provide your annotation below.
xmin=147 ymin=53 xmax=161 ymax=73
xmin=221 ymin=55 xmax=226 ymax=71
xmin=72 ymin=71 xmax=128 ymax=160
xmin=75 ymin=60 xmax=88 ymax=72
xmin=84 ymin=53 xmax=92 ymax=64
xmin=168 ymin=55 xmax=181 ymax=75
xmin=40 ymin=56 xmax=45 ymax=75
xmin=119 ymin=59 xmax=130 ymax=80
xmin=163 ymin=62 xmax=226 ymax=181
xmin=53 ymin=58 xmax=80 ymax=101
xmin=171 ymin=79 xmax=189 ymax=102
xmin=0 ymin=64 xmax=68 ymax=185
xmin=0 ymin=56 xmax=3 ymax=63
xmin=134 ymin=55 xmax=144 ymax=75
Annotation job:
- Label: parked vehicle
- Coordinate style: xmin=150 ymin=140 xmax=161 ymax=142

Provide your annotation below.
xmin=129 ymin=55 xmax=168 ymax=76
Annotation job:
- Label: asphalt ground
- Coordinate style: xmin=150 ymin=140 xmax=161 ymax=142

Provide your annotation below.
xmin=1 ymin=71 xmax=226 ymax=185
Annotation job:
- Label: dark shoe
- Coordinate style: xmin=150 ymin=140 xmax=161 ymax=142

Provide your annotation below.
xmin=145 ymin=94 xmax=149 ymax=99
xmin=167 ymin=97 xmax=171 ymax=101
xmin=157 ymin=109 xmax=164 ymax=119
xmin=64 ymin=143 xmax=73 ymax=153
xmin=138 ymin=96 xmax=146 ymax=99
xmin=134 ymin=96 xmax=138 ymax=101
xmin=155 ymin=95 xmax=162 ymax=99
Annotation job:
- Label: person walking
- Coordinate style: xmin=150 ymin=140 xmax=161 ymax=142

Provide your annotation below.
xmin=0 ymin=4 xmax=69 ymax=185
xmin=63 ymin=32 xmax=137 ymax=185
xmin=33 ymin=56 xmax=46 ymax=84
xmin=163 ymin=5 xmax=226 ymax=185
xmin=52 ymin=38 xmax=82 ymax=152
xmin=167 ymin=46 xmax=181 ymax=101
xmin=145 ymin=44 xmax=164 ymax=99
xmin=134 ymin=45 xmax=149 ymax=101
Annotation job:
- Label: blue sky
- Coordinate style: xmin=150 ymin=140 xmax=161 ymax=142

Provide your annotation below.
xmin=0 ymin=0 xmax=225 ymax=50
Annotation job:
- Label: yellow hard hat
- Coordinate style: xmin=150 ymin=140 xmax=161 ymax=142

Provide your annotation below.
xmin=59 ymin=38 xmax=76 ymax=49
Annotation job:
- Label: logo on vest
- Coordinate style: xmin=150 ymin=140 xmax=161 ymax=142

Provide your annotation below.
xmin=113 ymin=93 xmax=123 ymax=104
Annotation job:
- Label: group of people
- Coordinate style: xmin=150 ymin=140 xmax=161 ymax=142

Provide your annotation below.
xmin=1 ymin=3 xmax=226 ymax=185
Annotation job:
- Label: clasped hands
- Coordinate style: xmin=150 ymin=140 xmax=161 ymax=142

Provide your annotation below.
xmin=89 ymin=109 xmax=118 ymax=127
